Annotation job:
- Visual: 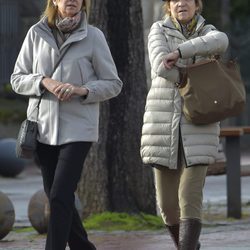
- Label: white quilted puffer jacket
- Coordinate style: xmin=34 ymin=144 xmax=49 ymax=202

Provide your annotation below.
xmin=141 ymin=15 xmax=229 ymax=169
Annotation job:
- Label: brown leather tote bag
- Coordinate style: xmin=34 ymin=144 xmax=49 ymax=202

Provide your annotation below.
xmin=178 ymin=59 xmax=246 ymax=124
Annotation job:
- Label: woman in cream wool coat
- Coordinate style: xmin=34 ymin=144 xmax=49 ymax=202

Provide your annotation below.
xmin=141 ymin=0 xmax=228 ymax=249
xmin=11 ymin=0 xmax=122 ymax=249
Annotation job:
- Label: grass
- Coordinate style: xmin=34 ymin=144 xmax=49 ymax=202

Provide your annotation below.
xmin=11 ymin=212 xmax=164 ymax=234
xmin=11 ymin=206 xmax=250 ymax=234
xmin=14 ymin=227 xmax=35 ymax=233
xmin=84 ymin=203 xmax=250 ymax=231
xmin=83 ymin=212 xmax=164 ymax=231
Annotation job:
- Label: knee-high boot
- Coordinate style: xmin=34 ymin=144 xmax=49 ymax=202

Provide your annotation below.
xmin=179 ymin=218 xmax=201 ymax=250
xmin=166 ymin=224 xmax=179 ymax=248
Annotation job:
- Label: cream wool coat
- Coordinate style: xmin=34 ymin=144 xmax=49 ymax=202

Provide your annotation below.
xmin=11 ymin=14 xmax=122 ymax=145
xmin=141 ymin=15 xmax=229 ymax=169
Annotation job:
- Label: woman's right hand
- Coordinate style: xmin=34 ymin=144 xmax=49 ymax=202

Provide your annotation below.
xmin=163 ymin=50 xmax=180 ymax=69
xmin=41 ymin=77 xmax=62 ymax=95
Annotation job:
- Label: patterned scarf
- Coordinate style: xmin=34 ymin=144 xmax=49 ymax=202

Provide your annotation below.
xmin=171 ymin=15 xmax=198 ymax=38
xmin=56 ymin=11 xmax=82 ymax=33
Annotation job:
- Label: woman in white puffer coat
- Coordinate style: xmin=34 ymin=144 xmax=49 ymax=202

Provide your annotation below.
xmin=140 ymin=0 xmax=228 ymax=249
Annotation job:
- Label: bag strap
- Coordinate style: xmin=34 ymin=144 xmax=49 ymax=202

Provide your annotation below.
xmin=51 ymin=44 xmax=72 ymax=77
xmin=34 ymin=44 xmax=72 ymax=121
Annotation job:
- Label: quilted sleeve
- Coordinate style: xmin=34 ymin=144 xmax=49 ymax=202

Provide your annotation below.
xmin=148 ymin=22 xmax=180 ymax=83
xmin=178 ymin=25 xmax=229 ymax=59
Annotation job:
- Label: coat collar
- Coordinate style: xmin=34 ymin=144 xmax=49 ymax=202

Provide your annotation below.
xmin=162 ymin=14 xmax=206 ymax=40
xmin=33 ymin=12 xmax=88 ymax=54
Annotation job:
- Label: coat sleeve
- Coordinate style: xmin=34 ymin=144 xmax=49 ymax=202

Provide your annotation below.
xmin=10 ymin=27 xmax=44 ymax=96
xmin=81 ymin=28 xmax=123 ymax=104
xmin=148 ymin=22 xmax=180 ymax=82
xmin=178 ymin=25 xmax=229 ymax=59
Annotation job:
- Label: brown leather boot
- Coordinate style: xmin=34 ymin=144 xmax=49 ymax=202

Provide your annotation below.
xmin=166 ymin=224 xmax=179 ymax=248
xmin=179 ymin=218 xmax=202 ymax=250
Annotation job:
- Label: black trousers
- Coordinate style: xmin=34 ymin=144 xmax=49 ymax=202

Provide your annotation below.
xmin=35 ymin=141 xmax=96 ymax=250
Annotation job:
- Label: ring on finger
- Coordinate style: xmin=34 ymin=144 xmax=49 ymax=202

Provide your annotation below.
xmin=65 ymin=88 xmax=70 ymax=93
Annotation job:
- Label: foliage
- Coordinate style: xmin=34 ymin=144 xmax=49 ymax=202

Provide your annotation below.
xmin=3 ymin=83 xmax=13 ymax=93
xmin=0 ymin=97 xmax=27 ymax=123
xmin=83 ymin=212 xmax=164 ymax=231
xmin=203 ymin=0 xmax=250 ymax=25
xmin=231 ymin=0 xmax=250 ymax=20
xmin=202 ymin=0 xmax=221 ymax=27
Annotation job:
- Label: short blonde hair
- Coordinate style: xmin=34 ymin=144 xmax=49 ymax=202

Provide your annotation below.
xmin=163 ymin=0 xmax=203 ymax=16
xmin=42 ymin=0 xmax=91 ymax=27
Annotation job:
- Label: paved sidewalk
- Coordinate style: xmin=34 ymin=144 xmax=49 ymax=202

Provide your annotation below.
xmin=0 ymin=161 xmax=250 ymax=249
xmin=1 ymin=221 xmax=250 ymax=250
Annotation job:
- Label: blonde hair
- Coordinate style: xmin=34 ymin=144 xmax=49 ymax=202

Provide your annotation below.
xmin=163 ymin=0 xmax=203 ymax=17
xmin=42 ymin=0 xmax=91 ymax=27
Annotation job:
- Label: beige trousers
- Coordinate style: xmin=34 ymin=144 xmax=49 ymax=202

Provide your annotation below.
xmin=154 ymin=151 xmax=208 ymax=226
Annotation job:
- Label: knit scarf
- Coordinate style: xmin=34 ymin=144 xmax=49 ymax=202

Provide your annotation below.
xmin=171 ymin=15 xmax=198 ymax=38
xmin=56 ymin=11 xmax=82 ymax=33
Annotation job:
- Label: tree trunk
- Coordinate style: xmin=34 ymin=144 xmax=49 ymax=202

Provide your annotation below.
xmin=106 ymin=0 xmax=155 ymax=213
xmin=77 ymin=0 xmax=156 ymax=216
xmin=77 ymin=0 xmax=110 ymax=217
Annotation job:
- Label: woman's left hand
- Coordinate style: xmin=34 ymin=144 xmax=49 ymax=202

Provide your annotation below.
xmin=163 ymin=50 xmax=180 ymax=69
xmin=54 ymin=83 xmax=89 ymax=101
